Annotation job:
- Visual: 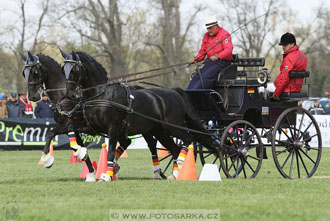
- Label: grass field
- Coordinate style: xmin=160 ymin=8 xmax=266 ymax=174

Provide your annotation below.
xmin=1 ymin=147 xmax=330 ymax=221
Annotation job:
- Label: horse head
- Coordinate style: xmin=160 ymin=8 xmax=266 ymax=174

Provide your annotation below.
xmin=20 ymin=51 xmax=45 ymax=101
xmin=61 ymin=49 xmax=108 ymax=100
xmin=60 ymin=49 xmax=85 ymax=100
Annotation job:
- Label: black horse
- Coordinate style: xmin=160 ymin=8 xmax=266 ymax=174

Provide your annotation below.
xmin=21 ymin=51 xmax=166 ymax=180
xmin=62 ymin=50 xmax=219 ymax=181
xmin=20 ymin=51 xmax=104 ymax=182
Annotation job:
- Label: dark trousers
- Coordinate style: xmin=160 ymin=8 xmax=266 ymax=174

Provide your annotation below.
xmin=187 ymin=59 xmax=231 ymax=89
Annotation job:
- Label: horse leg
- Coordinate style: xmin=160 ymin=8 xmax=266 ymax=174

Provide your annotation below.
xmin=99 ymin=130 xmax=118 ymax=182
xmin=76 ymin=134 xmax=96 ymax=182
xmin=66 ymin=131 xmax=88 ymax=161
xmin=154 ymin=133 xmax=183 ymax=180
xmin=114 ymin=138 xmax=132 ymax=174
xmin=141 ymin=133 xmax=165 ymax=179
xmin=40 ymin=126 xmax=59 ymax=168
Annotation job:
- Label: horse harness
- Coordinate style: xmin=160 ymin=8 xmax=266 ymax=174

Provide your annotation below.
xmin=79 ymin=82 xmax=214 ymax=138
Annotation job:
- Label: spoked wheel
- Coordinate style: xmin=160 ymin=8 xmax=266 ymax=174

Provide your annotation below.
xmin=272 ymin=107 xmax=322 ymax=178
xmin=158 ymin=137 xmax=185 ymax=177
xmin=158 ymin=147 xmax=173 ymax=178
xmin=220 ymin=120 xmax=263 ymax=178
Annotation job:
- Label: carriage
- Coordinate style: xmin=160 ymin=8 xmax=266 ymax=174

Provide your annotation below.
xmin=159 ymin=54 xmax=322 ymax=179
xmin=21 ymin=50 xmax=322 ymax=181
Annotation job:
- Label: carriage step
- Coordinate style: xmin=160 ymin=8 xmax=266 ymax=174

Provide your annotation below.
xmin=256 ymin=147 xmax=268 ymax=159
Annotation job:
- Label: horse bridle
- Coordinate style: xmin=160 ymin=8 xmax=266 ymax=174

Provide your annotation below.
xmin=23 ymin=57 xmax=46 ymax=95
xmin=63 ymin=59 xmax=85 ymax=99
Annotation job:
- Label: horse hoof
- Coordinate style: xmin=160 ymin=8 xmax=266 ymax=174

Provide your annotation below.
xmin=167 ymin=174 xmax=176 ymax=180
xmin=99 ymin=173 xmax=111 ymax=182
xmin=41 ymin=154 xmax=54 ymax=168
xmin=74 ymin=146 xmax=88 ymax=161
xmin=114 ymin=163 xmax=120 ymax=174
xmin=85 ymin=172 xmax=96 ymax=182
xmin=153 ymin=169 xmax=162 ymax=180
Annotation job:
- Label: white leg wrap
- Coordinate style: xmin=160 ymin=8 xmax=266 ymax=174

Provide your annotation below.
xmin=85 ymin=172 xmax=96 ymax=182
xmin=98 ymin=173 xmax=112 ymax=182
xmin=177 ymin=160 xmax=184 ymax=171
xmin=153 ymin=169 xmax=162 ymax=180
xmin=73 ymin=146 xmax=88 ymax=161
xmin=153 ymin=165 xmax=160 ymax=172
xmin=172 ymin=169 xmax=179 ymax=178
xmin=41 ymin=153 xmax=54 ymax=168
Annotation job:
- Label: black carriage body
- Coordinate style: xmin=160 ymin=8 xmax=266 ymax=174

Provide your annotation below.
xmin=184 ymin=55 xmax=321 ymax=179
xmin=186 ymin=56 xmax=308 ymax=129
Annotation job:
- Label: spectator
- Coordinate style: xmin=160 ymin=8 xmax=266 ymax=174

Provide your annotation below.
xmin=0 ymin=93 xmax=8 ymax=118
xmin=2 ymin=94 xmax=7 ymax=105
xmin=309 ymin=99 xmax=325 ymax=115
xmin=18 ymin=91 xmax=33 ymax=118
xmin=34 ymin=93 xmax=54 ymax=118
xmin=6 ymin=92 xmax=24 ymax=118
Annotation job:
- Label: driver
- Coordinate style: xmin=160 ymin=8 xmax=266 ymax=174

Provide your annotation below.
xmin=272 ymin=32 xmax=307 ymax=100
xmin=187 ymin=16 xmax=233 ymax=89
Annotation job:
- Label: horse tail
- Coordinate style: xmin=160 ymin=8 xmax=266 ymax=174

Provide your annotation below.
xmin=173 ymin=88 xmax=219 ymax=154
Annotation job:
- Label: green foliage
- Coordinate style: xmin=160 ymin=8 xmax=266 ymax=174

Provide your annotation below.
xmin=0 ymin=148 xmax=330 ymax=220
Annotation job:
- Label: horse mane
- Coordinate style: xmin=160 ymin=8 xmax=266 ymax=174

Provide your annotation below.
xmin=76 ymin=51 xmax=109 ymax=81
xmin=37 ymin=53 xmax=61 ymax=70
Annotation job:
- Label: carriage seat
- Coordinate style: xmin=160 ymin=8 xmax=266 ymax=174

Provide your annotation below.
xmin=289 ymin=70 xmax=310 ymax=78
xmin=216 ymin=64 xmax=238 ymax=85
xmin=237 ymin=57 xmax=265 ymax=67
xmin=216 ymin=54 xmax=238 ymax=85
xmin=216 ymin=56 xmax=265 ymax=85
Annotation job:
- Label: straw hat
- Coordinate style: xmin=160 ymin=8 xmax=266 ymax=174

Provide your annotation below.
xmin=205 ymin=16 xmax=218 ymax=28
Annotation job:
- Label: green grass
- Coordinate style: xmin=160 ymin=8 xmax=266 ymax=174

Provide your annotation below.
xmin=1 ymin=148 xmax=330 ymax=221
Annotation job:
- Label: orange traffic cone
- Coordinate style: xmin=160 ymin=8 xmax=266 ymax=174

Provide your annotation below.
xmin=177 ymin=145 xmax=198 ymax=180
xmin=96 ymin=143 xmax=108 ymax=179
xmin=38 ymin=140 xmax=54 ymax=165
xmin=80 ymin=161 xmax=98 ymax=178
xmin=70 ymin=151 xmax=82 ymax=163
xmin=158 ymin=145 xmax=169 ymax=157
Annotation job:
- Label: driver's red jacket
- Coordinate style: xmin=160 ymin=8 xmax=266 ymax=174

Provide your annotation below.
xmin=195 ymin=25 xmax=233 ymax=62
xmin=274 ymin=45 xmax=307 ymax=97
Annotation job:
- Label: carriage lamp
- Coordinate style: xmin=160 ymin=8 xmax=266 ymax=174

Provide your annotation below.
xmin=257 ymin=68 xmax=270 ymax=86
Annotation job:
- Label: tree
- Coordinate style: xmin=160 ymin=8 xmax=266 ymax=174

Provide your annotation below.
xmin=143 ymin=0 xmax=204 ymax=87
xmin=58 ymin=0 xmax=138 ymax=77
xmin=0 ymin=0 xmax=51 ymax=93
xmin=307 ymin=7 xmax=330 ymax=96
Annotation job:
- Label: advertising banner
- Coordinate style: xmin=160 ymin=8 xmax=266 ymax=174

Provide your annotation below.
xmin=1 ymin=115 xmax=329 ymax=151
xmin=0 ymin=118 xmax=104 ymax=150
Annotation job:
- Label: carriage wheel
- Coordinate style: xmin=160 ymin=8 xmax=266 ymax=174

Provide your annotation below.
xmin=220 ymin=120 xmax=263 ymax=178
xmin=272 ymin=107 xmax=322 ymax=178
xmin=158 ymin=138 xmax=189 ymax=177
xmin=158 ymin=146 xmax=173 ymax=178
